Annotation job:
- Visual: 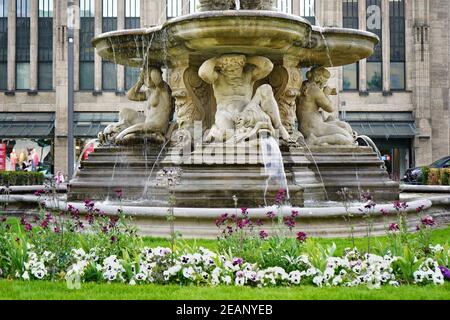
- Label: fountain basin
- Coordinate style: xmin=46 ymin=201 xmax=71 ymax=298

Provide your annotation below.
xmin=92 ymin=11 xmax=379 ymax=68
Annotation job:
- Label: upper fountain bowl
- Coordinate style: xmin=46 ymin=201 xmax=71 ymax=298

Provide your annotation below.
xmin=92 ymin=10 xmax=379 ymax=68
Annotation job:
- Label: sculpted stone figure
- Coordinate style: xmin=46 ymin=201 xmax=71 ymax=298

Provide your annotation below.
xmin=296 ymin=67 xmax=355 ymax=146
xmin=115 ymin=67 xmax=174 ymax=144
xmin=198 ymin=54 xmax=290 ymax=143
xmin=98 ymin=108 xmax=145 ymax=145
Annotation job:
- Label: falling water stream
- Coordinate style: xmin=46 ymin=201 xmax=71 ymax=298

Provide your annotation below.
xmin=259 ymin=135 xmax=290 ymax=206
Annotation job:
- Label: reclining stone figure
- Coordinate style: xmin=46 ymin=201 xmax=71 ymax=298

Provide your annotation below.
xmin=114 ymin=67 xmax=174 ymax=145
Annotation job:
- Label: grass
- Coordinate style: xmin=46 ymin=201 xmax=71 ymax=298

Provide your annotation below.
xmin=0 ymin=280 xmax=449 ymax=300
xmin=1 ymin=226 xmax=450 ymax=300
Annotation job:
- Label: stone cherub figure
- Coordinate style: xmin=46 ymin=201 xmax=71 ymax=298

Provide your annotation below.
xmin=296 ymin=66 xmax=355 ymax=146
xmin=114 ymin=66 xmax=174 ymax=144
xmin=198 ymin=54 xmax=291 ymax=143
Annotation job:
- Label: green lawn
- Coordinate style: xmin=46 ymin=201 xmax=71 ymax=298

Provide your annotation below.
xmin=0 ymin=280 xmax=449 ymax=300
xmin=1 ymin=227 xmax=449 ymax=300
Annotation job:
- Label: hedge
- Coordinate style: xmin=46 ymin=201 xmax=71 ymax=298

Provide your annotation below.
xmin=425 ymin=168 xmax=450 ymax=186
xmin=0 ymin=171 xmax=45 ymax=186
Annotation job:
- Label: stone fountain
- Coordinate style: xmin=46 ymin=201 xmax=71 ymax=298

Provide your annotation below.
xmin=69 ymin=0 xmax=399 ymax=208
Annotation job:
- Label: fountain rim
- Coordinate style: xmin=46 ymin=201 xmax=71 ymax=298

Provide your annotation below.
xmin=92 ymin=10 xmax=379 ymax=48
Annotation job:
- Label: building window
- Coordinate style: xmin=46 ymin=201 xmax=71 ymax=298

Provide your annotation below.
xmin=102 ymin=0 xmax=117 ymax=91
xmin=79 ymin=0 xmax=95 ymax=90
xmin=366 ymin=0 xmax=382 ymax=91
xmin=125 ymin=0 xmax=140 ymax=28
xmin=300 ymin=0 xmax=315 ymax=25
xmin=342 ymin=0 xmax=358 ymax=90
xmin=125 ymin=0 xmax=140 ymax=90
xmin=0 ymin=0 xmax=8 ymax=90
xmin=167 ymin=0 xmax=182 ymax=19
xmin=190 ymin=0 xmax=199 ymax=13
xmin=390 ymin=0 xmax=405 ymax=90
xmin=38 ymin=0 xmax=53 ymax=90
xmin=277 ymin=0 xmax=292 ymax=14
xmin=16 ymin=0 xmax=30 ymax=90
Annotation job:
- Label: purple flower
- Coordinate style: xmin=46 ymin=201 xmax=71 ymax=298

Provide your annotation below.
xmin=388 ymin=223 xmax=399 ymax=232
xmin=421 ymin=216 xmax=436 ymax=227
xmin=237 ymin=218 xmax=249 ymax=229
xmin=24 ymin=223 xmax=32 ymax=232
xmin=380 ymin=209 xmax=389 ymax=216
xmin=266 ymin=211 xmax=276 ymax=219
xmin=361 ymin=191 xmax=373 ymax=202
xmin=296 ymin=232 xmax=307 ymax=243
xmin=53 ymin=226 xmax=60 ymax=233
xmin=401 ymin=202 xmax=409 ymax=210
xmin=34 ymin=189 xmax=45 ymax=197
xmin=110 ymin=235 xmax=117 ymax=243
xmin=259 ymin=230 xmax=269 ymax=239
xmin=255 ymin=219 xmax=264 ymax=227
xmin=109 ymin=216 xmax=119 ymax=228
xmin=283 ymin=216 xmax=296 ymax=230
xmin=84 ymin=199 xmax=95 ymax=210
xmin=275 ymin=188 xmax=286 ymax=205
xmin=114 ymin=189 xmax=123 ymax=199
xmin=416 ymin=205 xmax=425 ymax=213
xmin=215 ymin=213 xmax=228 ymax=227
xmin=240 ymin=207 xmax=248 ymax=216
xmin=20 ymin=217 xmax=27 ymax=225
xmin=393 ymin=201 xmax=402 ymax=211
xmin=232 ymin=258 xmax=243 ymax=266
xmin=40 ymin=220 xmax=49 ymax=229
xmin=364 ymin=200 xmax=376 ymax=210
xmin=291 ymin=210 xmax=299 ymax=218
xmin=438 ymin=266 xmax=450 ymax=280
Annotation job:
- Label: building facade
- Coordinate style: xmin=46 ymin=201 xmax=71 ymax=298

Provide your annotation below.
xmin=0 ymin=0 xmax=449 ymax=180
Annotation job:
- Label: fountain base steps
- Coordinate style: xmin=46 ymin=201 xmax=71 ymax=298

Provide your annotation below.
xmin=68 ymin=144 xmax=398 ymax=207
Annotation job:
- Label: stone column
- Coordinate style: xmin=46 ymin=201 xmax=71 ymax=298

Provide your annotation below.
xmin=145 ymin=0 xmax=166 ymax=27
xmin=74 ymin=0 xmax=80 ymax=91
xmin=182 ymin=0 xmax=190 ymax=14
xmin=404 ymin=0 xmax=413 ymax=91
xmin=94 ymin=0 xmax=102 ymax=92
xmin=381 ymin=0 xmax=390 ymax=93
xmin=292 ymin=0 xmax=300 ymax=16
xmin=54 ymin=0 xmax=69 ymax=174
xmin=358 ymin=0 xmax=367 ymax=93
xmin=29 ymin=0 xmax=38 ymax=92
xmin=116 ymin=0 xmax=125 ymax=93
xmin=7 ymin=0 xmax=16 ymax=91
xmin=412 ymin=0 xmax=432 ymax=166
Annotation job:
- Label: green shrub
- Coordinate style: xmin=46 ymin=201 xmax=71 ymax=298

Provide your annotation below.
xmin=0 ymin=171 xmax=44 ymax=186
xmin=421 ymin=166 xmax=430 ymax=185
xmin=441 ymin=169 xmax=450 ymax=186
xmin=428 ymin=169 xmax=441 ymax=185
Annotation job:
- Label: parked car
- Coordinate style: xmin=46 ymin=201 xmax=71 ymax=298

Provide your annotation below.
xmin=402 ymin=156 xmax=450 ymax=184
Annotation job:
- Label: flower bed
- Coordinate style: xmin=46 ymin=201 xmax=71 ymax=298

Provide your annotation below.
xmin=0 ymin=190 xmax=449 ymax=289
